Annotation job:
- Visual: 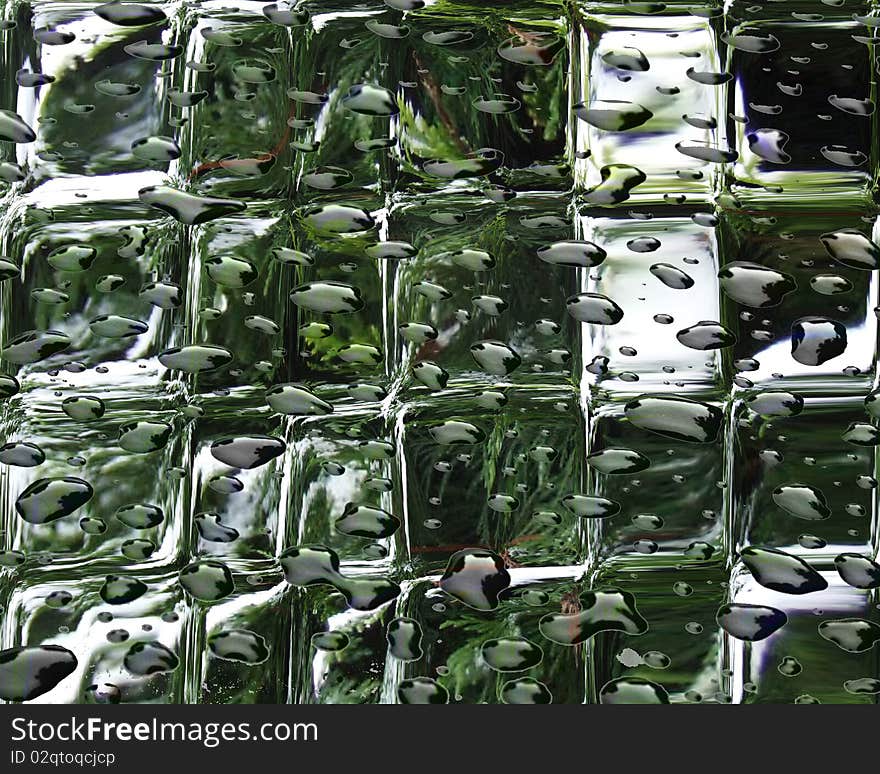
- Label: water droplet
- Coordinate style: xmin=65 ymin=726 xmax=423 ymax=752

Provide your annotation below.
xmin=387 ymin=617 xmax=423 ymax=661
xmin=719 ymin=262 xmax=797 ymax=307
xmin=397 ymin=677 xmax=448 ymax=704
xmin=740 ymin=546 xmax=827 ymax=594
xmin=302 ymin=204 xmax=375 ymax=234
xmin=399 ymin=322 xmax=438 ymax=345
xmin=138 ymin=186 xmax=245 ymax=224
xmin=118 ymin=420 xmax=171 ymax=453
xmin=2 ymin=330 xmax=71 ymax=364
xmin=210 ymin=436 xmax=285 ymax=469
xmin=673 ymin=581 xmax=693 ymax=597
xmin=263 ymin=3 xmax=310 ymax=25
xmin=537 ymin=240 xmax=606 ymax=268
xmin=140 ymin=281 xmax=181 ymax=309
xmin=778 ymin=656 xmax=803 ymax=677
xmin=481 ymin=637 xmax=543 ymax=672
xmin=747 ymin=128 xmax=791 ymax=163
xmin=602 ymin=46 xmax=649 ymax=71
xmin=539 ymin=588 xmax=648 ymax=646
xmin=844 ymin=678 xmax=880 ymax=695
xmin=0 ymin=109 xmax=36 ymax=143
xmin=206 ymin=255 xmax=258 ymax=288
xmin=650 ymin=263 xmax=695 ymax=290
xmin=89 ymin=314 xmax=148 ymax=338
xmin=115 ymin=503 xmax=163 ymax=529
xmin=0 ymin=645 xmax=77 ymax=700
xmin=470 ymin=340 xmax=521 ymax=375
xmin=746 ymin=391 xmax=804 ymax=417
xmin=266 ymin=383 xmax=332 ymax=415
xmin=85 ymin=682 xmax=121 ymax=704
xmin=624 ymin=395 xmax=723 ymax=443
xmin=820 ymin=230 xmax=880 ymax=271
xmin=195 ymin=512 xmax=239 ymax=543
xmin=335 ymin=503 xmax=400 ymax=539
xmin=208 ymin=629 xmax=269 ymax=664
xmin=583 ymin=164 xmax=646 ymax=204
xmin=342 ymin=83 xmax=398 ymax=116
xmin=439 ymin=549 xmax=511 ymax=610
xmin=676 ymin=321 xmax=737 ymax=350
xmin=131 ymin=135 xmax=179 ymax=162
xmin=722 ymin=29 xmax=780 ymax=53
xmin=15 ymin=477 xmax=93 ymax=524
xmin=121 ymin=539 xmax=155 ymax=561
xmin=828 ymin=95 xmax=875 ymax=116
xmin=179 ymin=560 xmax=234 ymax=602
xmin=818 ymin=619 xmax=880 ymax=652
xmin=573 ymin=100 xmax=653 ymax=131
xmin=561 ymin=494 xmax=620 ymax=519
xmin=834 ymin=554 xmax=880 ymax=589
xmin=95 ymin=2 xmax=166 ymax=26
xmin=124 ymin=641 xmax=179 ymax=675
xmin=290 ymin=281 xmax=364 ymax=314
xmin=566 ymin=292 xmax=624 ymax=325
xmin=158 ymin=345 xmax=232 ymax=373
xmin=280 ymin=545 xmax=399 ymax=611
xmin=600 ymin=677 xmax=669 ymax=704
xmin=500 ymin=677 xmax=552 ymax=704
xmin=100 ymin=575 xmax=148 ymax=605
xmin=842 ymin=422 xmax=879 ymax=446
xmin=772 ymin=483 xmax=830 ymax=520
xmin=717 ymin=603 xmax=787 ymax=641
xmin=0 ymin=441 xmax=44 ymax=467
xmin=428 ymin=421 xmax=486 ymax=446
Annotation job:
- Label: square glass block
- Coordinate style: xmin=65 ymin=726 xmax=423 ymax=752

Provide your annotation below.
xmin=284 ymin=408 xmax=402 ymax=568
xmin=0 ymin=393 xmax=189 ymax=567
xmin=575 ymin=205 xmax=723 ymax=393
xmin=718 ymin=204 xmax=879 ymax=391
xmin=289 ymin=584 xmax=391 ymax=705
xmin=727 ymin=13 xmax=876 ymax=198
xmin=181 ymin=204 xmax=296 ymax=393
xmin=589 ymin=564 xmax=728 ymax=704
xmin=273 ymin=4 xmax=405 ymax=201
xmin=1 ymin=1 xmax=178 ymax=185
xmin=175 ymin=6 xmax=298 ymax=201
xmin=283 ymin=204 xmax=391 ymax=389
xmin=396 ymin=388 xmax=586 ymax=576
xmin=4 ymin=0 xmax=880 ymax=708
xmin=588 ymin=394 xmax=726 ymax=564
xmin=188 ymin=397 xmax=288 ymax=563
xmin=723 ymin=564 xmax=880 ymax=704
xmin=388 ymin=575 xmax=586 ymax=704
xmin=181 ymin=3 xmax=404 ymax=202
xmin=572 ymin=5 xmax=725 ymax=203
xmin=393 ymin=2 xmax=570 ymax=195
xmin=389 ymin=193 xmax=579 ymax=391
xmin=0 ymin=567 xmax=185 ymax=704
xmin=192 ymin=577 xmax=292 ymax=704
xmin=0 ymin=198 xmax=178 ymax=387
xmin=731 ymin=394 xmax=878 ymax=559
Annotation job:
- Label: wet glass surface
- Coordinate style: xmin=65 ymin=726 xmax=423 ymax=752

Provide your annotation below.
xmin=1 ymin=0 xmax=879 ymax=705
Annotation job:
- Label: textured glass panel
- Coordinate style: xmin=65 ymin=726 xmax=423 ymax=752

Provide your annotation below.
xmin=0 ymin=0 xmax=878 ymax=708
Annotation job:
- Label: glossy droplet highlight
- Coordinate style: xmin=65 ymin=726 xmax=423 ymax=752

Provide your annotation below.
xmin=539 ymin=588 xmax=648 ymax=646
xmin=0 ymin=646 xmax=78 ymax=700
xmin=439 ymin=549 xmax=511 ymax=611
xmin=717 ymin=604 xmax=787 ymax=642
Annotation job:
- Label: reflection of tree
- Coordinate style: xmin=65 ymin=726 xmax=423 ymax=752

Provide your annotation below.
xmin=25 ymin=14 xmax=166 ymax=178
xmin=404 ymin=392 xmax=583 ymax=575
